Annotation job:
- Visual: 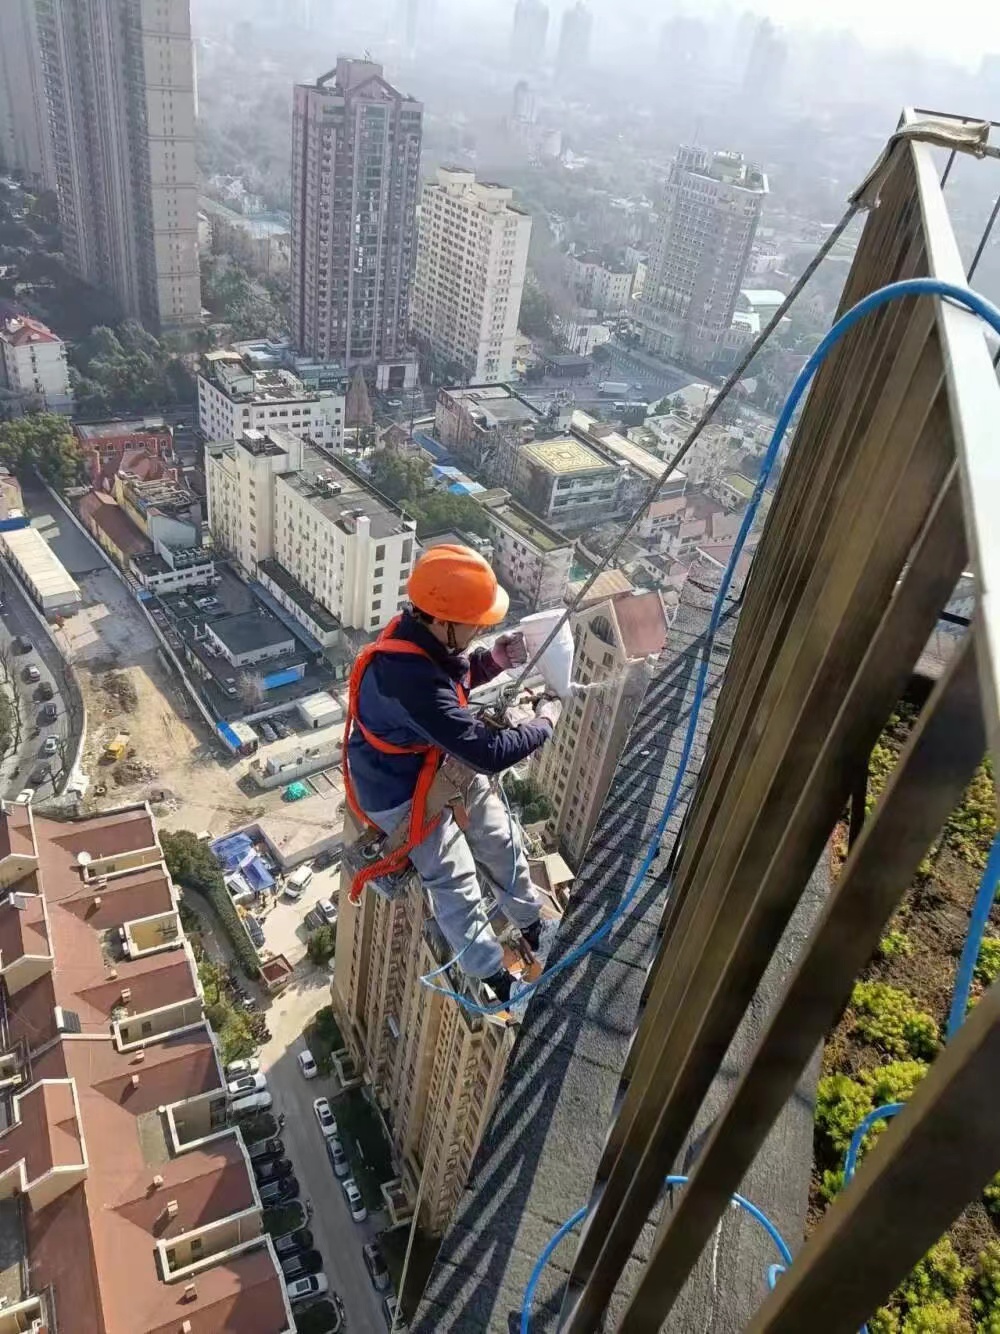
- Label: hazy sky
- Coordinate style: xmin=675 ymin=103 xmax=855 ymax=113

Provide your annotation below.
xmin=733 ymin=0 xmax=984 ymax=64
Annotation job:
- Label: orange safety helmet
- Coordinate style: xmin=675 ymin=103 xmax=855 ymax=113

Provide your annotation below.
xmin=407 ymin=545 xmax=509 ymax=626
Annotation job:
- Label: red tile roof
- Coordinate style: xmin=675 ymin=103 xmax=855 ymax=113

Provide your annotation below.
xmin=0 ymin=316 xmax=60 ymax=348
xmin=77 ymin=491 xmax=152 ymax=560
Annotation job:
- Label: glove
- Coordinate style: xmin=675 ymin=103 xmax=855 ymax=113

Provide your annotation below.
xmin=491 ymin=631 xmax=528 ymax=672
xmin=534 ymin=695 xmax=562 ymax=730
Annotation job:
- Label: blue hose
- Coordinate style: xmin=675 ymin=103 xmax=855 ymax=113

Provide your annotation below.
xmin=520 ymin=1174 xmax=794 ymax=1333
xmin=946 ymin=830 xmax=1000 ymax=1040
xmin=423 ymin=275 xmax=1000 ymax=1019
xmin=843 ymin=1102 xmax=906 ymax=1185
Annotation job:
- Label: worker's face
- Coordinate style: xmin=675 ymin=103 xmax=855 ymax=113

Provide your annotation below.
xmin=426 ymin=619 xmax=480 ymax=653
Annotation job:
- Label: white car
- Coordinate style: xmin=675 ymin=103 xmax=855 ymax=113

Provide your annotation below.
xmin=318 ymin=898 xmax=338 ymax=925
xmin=225 ymin=1058 xmax=260 ymax=1079
xmin=297 ymin=1049 xmax=318 ymax=1079
xmin=313 ymin=1096 xmax=338 ymax=1139
xmin=228 ymin=1072 xmax=268 ymax=1098
xmin=285 ymin=1273 xmax=329 ymax=1303
xmin=341 ymin=1176 xmax=367 ymax=1222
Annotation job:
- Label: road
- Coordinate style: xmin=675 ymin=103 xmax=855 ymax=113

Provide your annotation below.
xmin=259 ymin=979 xmax=389 ymax=1333
xmin=0 ymin=562 xmax=75 ymax=802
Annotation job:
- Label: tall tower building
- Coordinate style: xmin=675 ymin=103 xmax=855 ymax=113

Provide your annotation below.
xmin=411 ymin=168 xmax=532 ymax=384
xmin=556 ymin=1 xmax=593 ymax=78
xmin=637 ymin=146 xmax=768 ymax=370
xmin=0 ymin=0 xmax=54 ymax=189
xmin=742 ymin=17 xmax=787 ymax=102
xmin=532 ymin=588 xmax=667 ymax=868
xmin=34 ymin=0 xmax=201 ymax=331
xmin=509 ymin=0 xmax=549 ymax=69
xmin=291 ymin=59 xmax=422 ymax=391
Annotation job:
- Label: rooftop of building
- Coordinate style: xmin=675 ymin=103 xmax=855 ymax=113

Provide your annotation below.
xmin=571 ymin=412 xmax=686 ymax=487
xmin=75 ymin=419 xmax=170 ymax=443
xmin=257 ymin=558 xmax=342 ymax=634
xmin=120 ymin=473 xmax=199 ymax=519
xmin=209 ymin=612 xmax=295 ymax=658
xmin=0 ymin=525 xmax=81 ymax=601
xmin=280 ymin=445 xmax=414 ymax=541
xmin=78 ymin=492 xmax=152 ymax=560
xmin=0 ymin=315 xmax=61 ymax=348
xmin=201 ymin=351 xmax=319 ymax=405
xmin=439 ymin=383 xmax=543 ymax=428
xmin=133 ymin=547 xmax=214 ymax=577
xmin=476 ymin=488 xmax=571 ymax=553
xmin=518 ymin=434 xmax=617 ymax=477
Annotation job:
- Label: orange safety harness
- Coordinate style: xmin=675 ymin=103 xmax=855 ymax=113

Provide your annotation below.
xmin=342 ymin=615 xmax=468 ymax=904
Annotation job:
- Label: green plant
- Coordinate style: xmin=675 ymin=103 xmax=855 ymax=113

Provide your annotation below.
xmin=503 ymin=773 xmax=554 ymax=824
xmin=878 ymin=929 xmax=913 ymax=960
xmin=818 ymin=1167 xmax=844 ymax=1202
xmin=162 ymin=831 xmax=259 ymax=978
xmin=939 ymin=760 xmax=996 ymax=871
xmin=306 ymin=924 xmax=336 ymax=967
xmin=974 ymin=1241 xmax=1000 ymax=1327
xmin=850 ymin=982 xmax=940 ymax=1059
xmin=984 ymin=1173 xmax=1000 ymax=1220
xmin=975 ymin=936 xmax=1000 ymax=987
xmin=863 ymin=1059 xmax=929 ymax=1107
xmin=872 ymin=1241 xmax=973 ymax=1334
xmin=815 ymin=1061 xmax=928 ymax=1158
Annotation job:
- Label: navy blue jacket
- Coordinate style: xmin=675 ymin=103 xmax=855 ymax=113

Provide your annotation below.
xmin=347 ymin=611 xmax=553 ymax=814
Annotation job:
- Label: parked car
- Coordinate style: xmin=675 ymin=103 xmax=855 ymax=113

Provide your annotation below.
xmin=363 ymin=1240 xmax=390 ymax=1292
xmin=285 ymin=1273 xmax=328 ymax=1304
xmin=13 ymin=636 xmax=31 ymax=654
xmin=260 ymin=1175 xmax=299 ymax=1205
xmin=313 ymin=848 xmax=339 ymax=871
xmin=229 ymin=1091 xmax=273 ymax=1118
xmin=326 ymin=1138 xmax=349 ymax=1178
xmin=280 ymin=1249 xmax=323 ymax=1280
xmin=254 ymin=1157 xmax=294 ymax=1184
xmin=304 ymin=907 xmax=324 ymax=932
xmin=383 ymin=1295 xmax=408 ymax=1330
xmin=313 ymin=1096 xmax=338 ymax=1139
xmin=225 ymin=1058 xmax=260 ymax=1079
xmin=317 ymin=898 xmax=337 ymax=926
xmin=297 ymin=1049 xmax=318 ymax=1079
xmin=245 ymin=918 xmax=265 ymax=948
xmin=286 ymin=864 xmax=314 ymax=898
xmin=22 ymin=664 xmax=40 ymax=683
xmin=272 ymin=717 xmax=290 ymax=738
xmin=40 ymin=736 xmax=58 ymax=757
xmin=228 ymin=1072 xmax=268 ymax=1098
xmin=245 ymin=1136 xmax=284 ymax=1162
xmin=260 ymin=722 xmax=276 ymax=742
xmin=29 ymin=765 xmax=50 ymax=786
xmin=273 ymin=1228 xmax=313 ymax=1258
xmin=341 ymin=1177 xmax=367 ymax=1222
xmin=40 ymin=702 xmax=57 ymax=722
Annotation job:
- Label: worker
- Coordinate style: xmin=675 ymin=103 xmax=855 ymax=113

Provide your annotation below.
xmin=343 ymin=545 xmax=562 ymax=1004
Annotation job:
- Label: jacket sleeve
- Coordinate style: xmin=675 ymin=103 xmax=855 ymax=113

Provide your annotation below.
xmin=468 ymin=646 xmax=504 ymax=689
xmin=404 ymin=679 xmax=552 ymax=773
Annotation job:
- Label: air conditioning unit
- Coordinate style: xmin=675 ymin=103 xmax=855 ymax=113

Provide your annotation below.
xmin=182 ymin=1282 xmax=197 ymax=1302
xmin=130 ymin=1074 xmax=140 ymax=1089
xmin=93 ymin=896 xmax=102 ymax=909
xmin=121 ymin=987 xmax=132 ymax=1002
xmin=167 ymin=1199 xmax=179 ymax=1218
xmin=152 ymin=1173 xmax=164 ymax=1188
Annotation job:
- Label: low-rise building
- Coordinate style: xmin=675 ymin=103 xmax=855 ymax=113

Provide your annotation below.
xmin=511 ymin=433 xmax=620 ymax=532
xmin=206 ymin=428 xmax=416 ymax=636
xmin=475 ymin=488 xmax=573 ymax=611
xmin=74 ymin=418 xmax=175 ymax=487
xmin=532 ymin=588 xmax=668 ymax=866
xmin=78 ymin=490 xmax=153 ymax=568
xmin=434 ymin=383 xmax=543 ymax=486
xmin=0 ymin=315 xmax=71 ymax=411
xmin=0 ymin=798 xmax=293 ymax=1332
xmin=198 ymin=349 xmax=344 ymax=449
xmin=114 ymin=472 xmax=202 ymax=550
xmin=566 ymin=251 xmax=634 ymax=315
xmin=0 ymin=525 xmax=81 ymax=613
xmin=132 ymin=545 xmax=216 ymax=595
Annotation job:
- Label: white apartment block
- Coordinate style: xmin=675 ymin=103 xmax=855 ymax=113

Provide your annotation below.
xmin=198 ymin=350 xmax=344 ymax=449
xmin=567 ymin=252 xmax=633 ymax=315
xmin=638 ymin=146 xmax=767 ymax=370
xmin=36 ymin=0 xmax=201 ymax=330
xmin=0 ymin=316 xmax=71 ymax=412
xmin=533 ymin=590 xmax=667 ymax=867
xmin=475 ymin=488 xmax=572 ymax=612
xmin=206 ymin=428 xmax=415 ymax=638
xmin=412 ymin=168 xmax=531 ymax=384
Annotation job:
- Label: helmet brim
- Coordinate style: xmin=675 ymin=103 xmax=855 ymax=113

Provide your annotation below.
xmin=478 ymin=583 xmax=509 ymax=627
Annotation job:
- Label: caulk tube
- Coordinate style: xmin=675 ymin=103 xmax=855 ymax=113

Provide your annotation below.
xmin=518 ymin=609 xmax=575 ymax=699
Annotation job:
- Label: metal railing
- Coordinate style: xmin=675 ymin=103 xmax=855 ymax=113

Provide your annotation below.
xmin=556 ymin=111 xmax=1000 ymax=1332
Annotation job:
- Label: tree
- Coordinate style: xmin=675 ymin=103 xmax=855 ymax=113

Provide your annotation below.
xmin=306 ymin=925 xmax=336 ymax=967
xmin=407 ymin=491 xmax=492 ymax=540
xmin=519 ymin=282 xmax=556 ymax=340
xmin=70 ymin=321 xmax=193 ymax=413
xmin=161 ymin=830 xmax=223 ymax=895
xmin=503 ymin=774 xmax=554 ymax=824
xmin=368 ymin=449 xmax=430 ymax=503
xmin=0 ymin=413 xmax=84 ymax=491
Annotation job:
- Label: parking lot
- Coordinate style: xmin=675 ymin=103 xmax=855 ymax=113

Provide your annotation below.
xmin=260 ymin=861 xmax=342 ymax=965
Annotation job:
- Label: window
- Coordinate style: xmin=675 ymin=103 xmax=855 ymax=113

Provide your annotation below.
xmin=376 ymin=543 xmax=386 ymax=560
xmin=190 ymin=1237 xmax=204 ymax=1256
xmin=141 ymin=1020 xmax=153 ymax=1036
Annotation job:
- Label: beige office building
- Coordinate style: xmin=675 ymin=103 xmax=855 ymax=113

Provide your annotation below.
xmin=35 ymin=0 xmax=201 ymax=330
xmin=533 ymin=588 xmax=669 ymax=867
xmin=412 ymin=168 xmax=532 ymax=384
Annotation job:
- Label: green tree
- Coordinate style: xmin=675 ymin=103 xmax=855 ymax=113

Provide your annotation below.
xmin=519 ymin=282 xmax=556 ymax=339
xmin=0 ymin=412 xmax=84 ymax=491
xmin=161 ymin=830 xmax=223 ymax=894
xmin=368 ymin=449 xmax=430 ymax=502
xmin=503 ymin=773 xmax=553 ymax=823
xmin=408 ymin=491 xmax=492 ymax=539
xmin=306 ymin=925 xmax=336 ymax=967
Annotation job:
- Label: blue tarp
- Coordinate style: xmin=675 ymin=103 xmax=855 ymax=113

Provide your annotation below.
xmin=262 ymin=665 xmax=304 ymax=690
xmin=414 ymin=432 xmax=453 ymax=463
xmin=448 ymin=480 xmax=485 ymax=495
xmin=211 ymin=832 xmax=274 ymax=891
xmin=217 ymin=721 xmax=242 ymax=751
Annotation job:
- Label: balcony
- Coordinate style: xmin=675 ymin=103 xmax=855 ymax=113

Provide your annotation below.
xmin=412 ymin=110 xmax=1000 ymax=1332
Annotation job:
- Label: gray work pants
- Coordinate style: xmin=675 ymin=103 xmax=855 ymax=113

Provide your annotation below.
xmin=365 ymin=773 xmax=542 ymax=979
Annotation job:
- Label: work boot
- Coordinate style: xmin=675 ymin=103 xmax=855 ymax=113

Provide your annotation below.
xmin=483 ymin=969 xmax=515 ymax=1004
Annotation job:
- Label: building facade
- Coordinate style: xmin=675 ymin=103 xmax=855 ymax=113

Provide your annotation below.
xmin=411 ymin=168 xmax=531 ymax=384
xmin=0 ymin=316 xmax=71 ymax=411
xmin=533 ymin=590 xmax=668 ymax=866
xmin=35 ymin=0 xmax=201 ymax=330
xmin=206 ymin=428 xmax=416 ymax=635
xmin=0 ymin=798 xmax=293 ymax=1331
xmin=291 ymin=59 xmax=422 ymax=390
xmin=197 ymin=350 xmax=344 ymax=448
xmin=555 ymin=0 xmax=593 ymax=77
xmin=637 ymin=147 xmax=768 ymax=369
xmin=0 ymin=0 xmax=53 ymax=187
xmin=475 ymin=488 xmax=573 ymax=611
xmin=434 ymin=383 xmax=543 ymax=489
xmin=566 ymin=252 xmax=633 ymax=317
xmin=511 ymin=435 xmax=621 ymax=532
xmin=510 ymin=0 xmax=549 ymax=67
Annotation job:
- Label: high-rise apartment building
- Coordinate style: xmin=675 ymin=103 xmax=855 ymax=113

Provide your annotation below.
xmin=510 ymin=0 xmax=549 ymax=68
xmin=742 ymin=17 xmax=787 ymax=102
xmin=291 ymin=59 xmax=422 ymax=391
xmin=411 ymin=168 xmax=532 ymax=384
xmin=34 ymin=0 xmax=201 ymax=331
xmin=533 ymin=588 xmax=668 ymax=866
xmin=556 ymin=0 xmax=593 ymax=78
xmin=206 ymin=428 xmax=416 ymax=637
xmin=0 ymin=0 xmax=53 ymax=188
xmin=0 ymin=796 xmax=293 ymax=1331
xmin=637 ymin=146 xmax=768 ymax=370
